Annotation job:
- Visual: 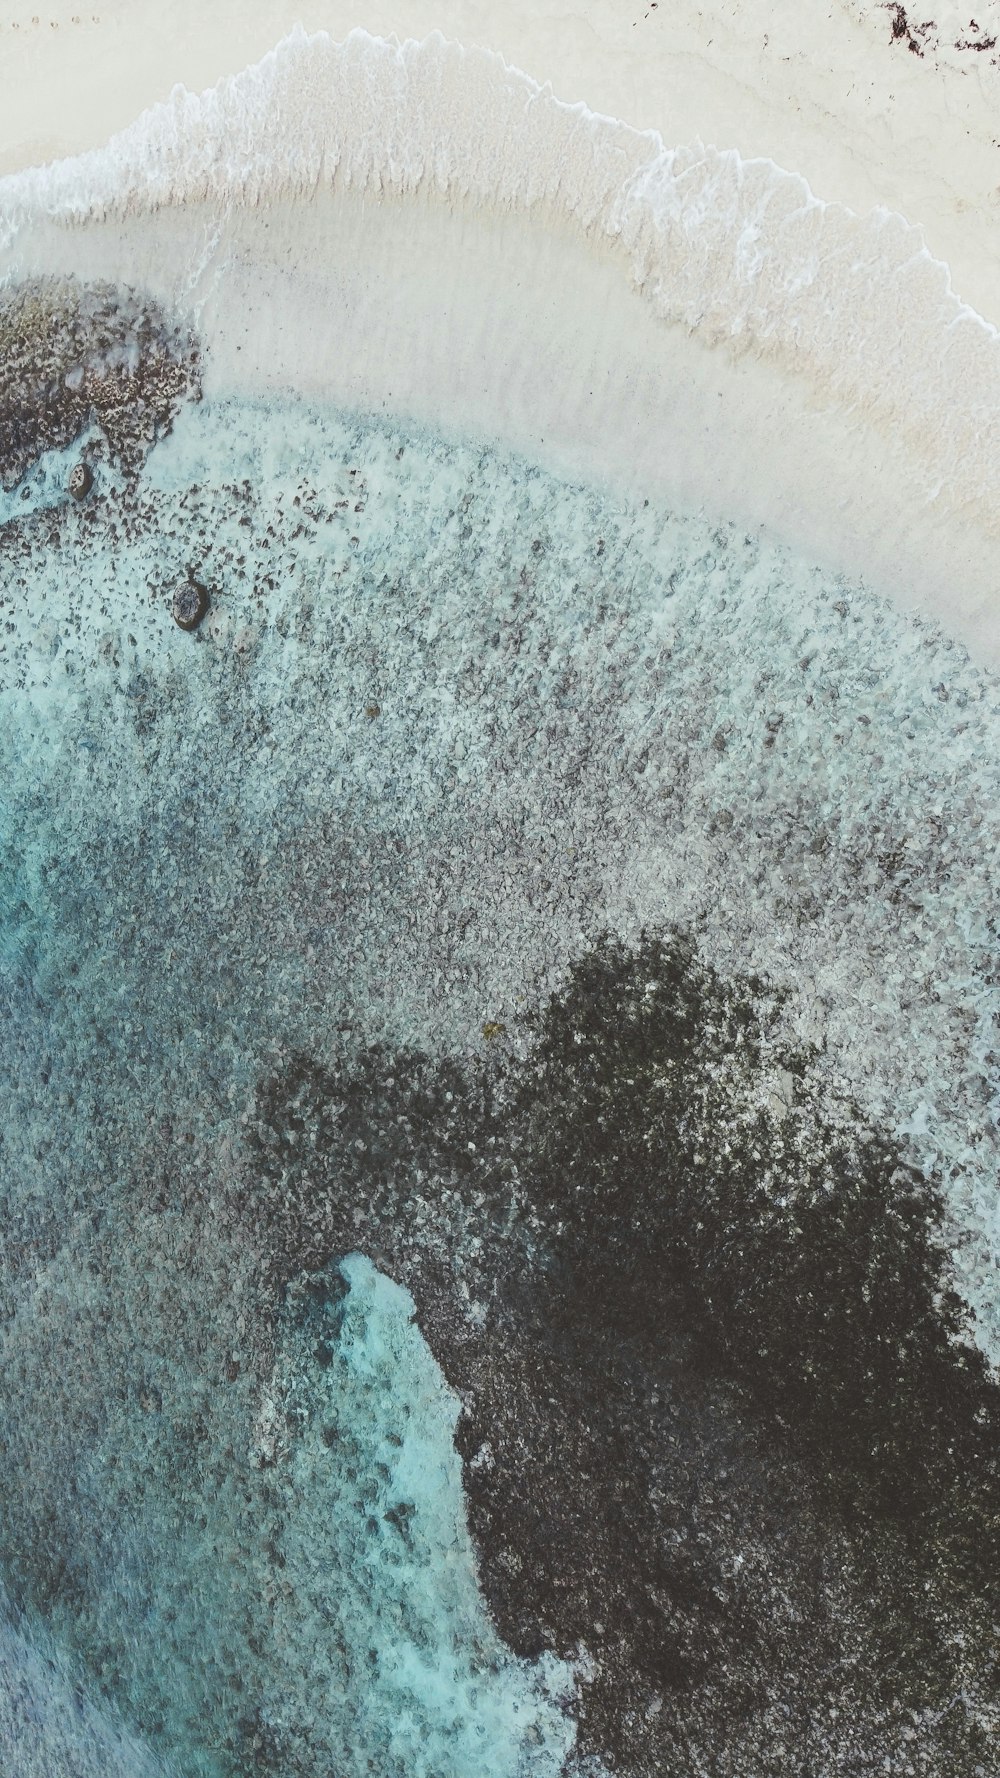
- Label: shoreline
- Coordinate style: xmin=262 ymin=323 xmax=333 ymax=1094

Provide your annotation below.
xmin=2 ymin=25 xmax=1000 ymax=1354
xmin=1 ymin=14 xmax=1000 ymax=1775
xmin=2 ymin=27 xmax=999 ymax=667
xmin=0 ymin=1 xmax=999 ymax=327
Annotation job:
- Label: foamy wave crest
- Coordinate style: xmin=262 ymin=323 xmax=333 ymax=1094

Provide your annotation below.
xmin=0 ymin=26 xmax=997 ymax=546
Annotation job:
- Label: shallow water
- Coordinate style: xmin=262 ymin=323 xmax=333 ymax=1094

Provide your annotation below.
xmin=3 ymin=394 xmax=999 ymax=1297
xmin=0 ymin=388 xmax=999 ymax=1775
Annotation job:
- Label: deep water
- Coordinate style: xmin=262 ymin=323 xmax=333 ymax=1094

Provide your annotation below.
xmin=1 ymin=390 xmax=999 ymax=1777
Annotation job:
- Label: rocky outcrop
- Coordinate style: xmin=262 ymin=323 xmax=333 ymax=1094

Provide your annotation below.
xmin=67 ymin=461 xmax=93 ymax=502
xmin=0 ymin=278 xmax=199 ymax=492
xmin=172 ymin=573 xmax=210 ymax=632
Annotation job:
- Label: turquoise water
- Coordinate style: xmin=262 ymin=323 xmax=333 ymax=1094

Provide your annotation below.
xmin=0 ymin=1252 xmax=579 ymax=1778
xmin=1 ymin=394 xmax=1000 ymax=1776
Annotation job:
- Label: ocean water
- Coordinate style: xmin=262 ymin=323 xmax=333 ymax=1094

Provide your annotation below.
xmin=0 ymin=389 xmax=997 ymax=1776
xmin=2 ymin=25 xmax=1000 ymax=1778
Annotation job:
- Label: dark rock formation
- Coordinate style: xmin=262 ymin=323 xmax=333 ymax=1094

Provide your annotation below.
xmin=172 ymin=574 xmax=210 ymax=632
xmin=68 ymin=461 xmax=93 ymax=502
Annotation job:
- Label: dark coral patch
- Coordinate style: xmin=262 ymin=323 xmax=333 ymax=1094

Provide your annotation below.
xmin=517 ymin=936 xmax=998 ymax=1537
xmin=241 ymin=932 xmax=1000 ymax=1777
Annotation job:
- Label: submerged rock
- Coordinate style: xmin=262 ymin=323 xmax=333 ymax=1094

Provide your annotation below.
xmin=242 ymin=935 xmax=1000 ymax=1778
xmin=67 ymin=462 xmax=93 ymax=502
xmin=172 ymin=575 xmax=210 ymax=633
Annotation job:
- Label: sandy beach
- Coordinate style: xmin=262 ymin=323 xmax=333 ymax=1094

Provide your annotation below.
xmin=1 ymin=0 xmax=1000 ymax=324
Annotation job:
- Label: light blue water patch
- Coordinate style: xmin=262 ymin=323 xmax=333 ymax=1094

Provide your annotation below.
xmin=0 ymin=1595 xmax=174 ymax=1778
xmin=260 ymin=1255 xmax=581 ymax=1778
xmin=0 ymin=1247 xmax=588 ymax=1778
